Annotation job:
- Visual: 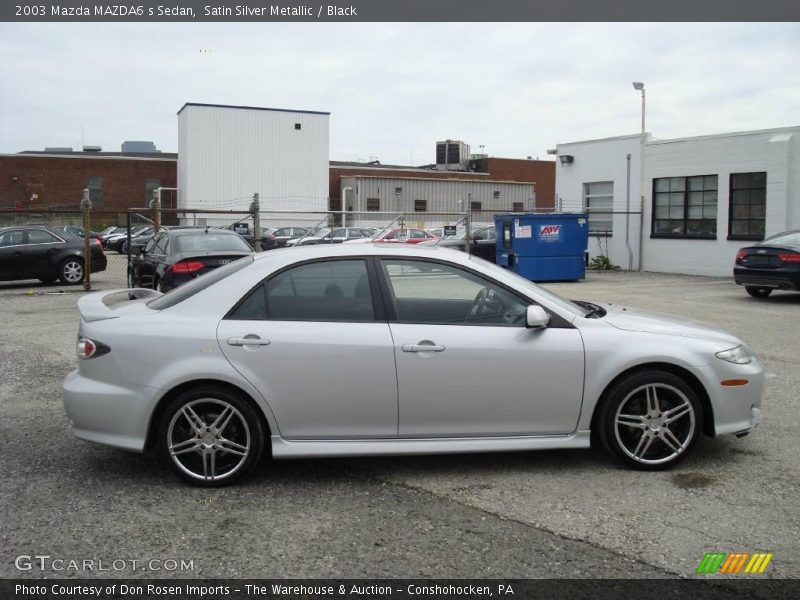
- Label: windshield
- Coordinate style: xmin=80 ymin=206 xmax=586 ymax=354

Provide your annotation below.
xmin=174 ymin=233 xmax=252 ymax=252
xmin=466 ymin=255 xmax=589 ymax=318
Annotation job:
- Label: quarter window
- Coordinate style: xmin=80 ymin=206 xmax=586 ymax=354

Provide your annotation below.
xmin=652 ymin=175 xmax=718 ymax=238
xmin=583 ymin=182 xmax=613 ymax=235
xmin=381 ymin=259 xmax=527 ymax=326
xmin=729 ymin=172 xmax=766 ymax=240
xmin=229 ymin=260 xmax=375 ymax=322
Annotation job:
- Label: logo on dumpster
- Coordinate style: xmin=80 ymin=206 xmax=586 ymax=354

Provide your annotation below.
xmin=539 ymin=224 xmax=562 ymax=241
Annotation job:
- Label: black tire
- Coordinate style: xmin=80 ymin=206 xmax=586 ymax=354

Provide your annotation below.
xmin=597 ymin=370 xmax=702 ymax=470
xmin=158 ymin=385 xmax=265 ymax=487
xmin=745 ymin=286 xmax=772 ymax=298
xmin=57 ymin=257 xmax=84 ymax=285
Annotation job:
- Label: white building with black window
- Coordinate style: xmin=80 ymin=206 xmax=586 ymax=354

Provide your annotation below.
xmin=554 ymin=126 xmax=800 ymax=276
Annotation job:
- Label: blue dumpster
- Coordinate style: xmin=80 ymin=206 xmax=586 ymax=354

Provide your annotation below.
xmin=495 ymin=213 xmax=589 ymax=282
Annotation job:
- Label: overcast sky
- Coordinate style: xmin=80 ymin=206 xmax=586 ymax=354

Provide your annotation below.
xmin=1 ymin=22 xmax=798 ymax=164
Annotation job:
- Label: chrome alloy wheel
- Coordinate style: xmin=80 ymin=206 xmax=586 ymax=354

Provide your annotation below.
xmin=62 ymin=260 xmax=84 ymax=283
xmin=613 ymin=383 xmax=696 ymax=465
xmin=167 ymin=399 xmax=251 ymax=482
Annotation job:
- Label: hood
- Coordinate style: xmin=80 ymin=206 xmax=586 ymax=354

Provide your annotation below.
xmin=601 ymin=304 xmax=742 ymax=348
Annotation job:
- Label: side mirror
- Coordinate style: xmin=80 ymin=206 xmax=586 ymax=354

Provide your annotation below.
xmin=525 ymin=305 xmax=550 ymax=329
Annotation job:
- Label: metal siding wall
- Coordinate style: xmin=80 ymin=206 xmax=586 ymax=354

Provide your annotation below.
xmin=342 ymin=176 xmax=534 ymax=225
xmin=178 ymin=105 xmax=329 ymax=213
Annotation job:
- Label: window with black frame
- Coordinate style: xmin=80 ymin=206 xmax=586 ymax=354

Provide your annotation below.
xmin=729 ymin=172 xmax=766 ymax=240
xmin=652 ymin=175 xmax=718 ymax=238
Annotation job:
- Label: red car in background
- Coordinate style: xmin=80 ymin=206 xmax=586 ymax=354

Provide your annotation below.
xmin=345 ymin=227 xmax=438 ymax=244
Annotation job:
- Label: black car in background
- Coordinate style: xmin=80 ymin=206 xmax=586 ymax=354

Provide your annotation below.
xmin=53 ymin=226 xmax=104 ymax=243
xmin=225 ymin=222 xmax=275 ymax=251
xmin=0 ymin=225 xmax=107 ymax=285
xmin=420 ymin=225 xmax=498 ymax=263
xmin=263 ymin=226 xmax=309 ymax=249
xmin=105 ymin=225 xmax=149 ymax=252
xmin=128 ymin=227 xmax=253 ymax=292
xmin=734 ymin=230 xmax=800 ymax=297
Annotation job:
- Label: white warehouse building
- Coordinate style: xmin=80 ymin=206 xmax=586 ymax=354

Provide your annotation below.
xmin=341 ymin=175 xmax=536 ymax=229
xmin=554 ymin=126 xmax=800 ymax=276
xmin=177 ymin=102 xmax=330 ymax=225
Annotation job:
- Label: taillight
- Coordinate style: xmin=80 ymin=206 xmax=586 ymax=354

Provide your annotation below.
xmin=171 ymin=260 xmax=205 ymax=273
xmin=77 ymin=337 xmax=110 ymax=360
xmin=778 ymin=253 xmax=800 ymax=263
xmin=735 ymin=251 xmax=747 ymax=261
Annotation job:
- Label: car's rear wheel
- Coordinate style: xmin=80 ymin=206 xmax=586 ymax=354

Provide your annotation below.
xmin=159 ymin=386 xmax=265 ymax=486
xmin=745 ymin=286 xmax=772 ymax=298
xmin=598 ymin=370 xmax=702 ymax=470
xmin=58 ymin=258 xmax=84 ymax=285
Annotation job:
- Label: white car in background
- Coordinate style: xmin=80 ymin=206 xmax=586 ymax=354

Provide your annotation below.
xmin=63 ymin=245 xmax=763 ymax=486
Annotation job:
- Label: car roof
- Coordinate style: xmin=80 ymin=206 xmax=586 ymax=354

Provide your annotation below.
xmin=0 ymin=224 xmax=60 ymax=233
xmin=252 ymin=240 xmax=461 ymax=264
xmin=169 ymin=227 xmax=243 ymax=237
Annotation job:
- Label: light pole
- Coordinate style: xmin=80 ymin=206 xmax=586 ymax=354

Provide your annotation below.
xmin=633 ymin=81 xmax=646 ymax=271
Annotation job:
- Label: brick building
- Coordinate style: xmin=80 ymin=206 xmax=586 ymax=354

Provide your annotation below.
xmin=0 ymin=151 xmax=178 ymax=214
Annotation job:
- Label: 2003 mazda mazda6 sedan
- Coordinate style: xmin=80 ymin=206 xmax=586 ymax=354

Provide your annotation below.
xmin=63 ymin=245 xmax=764 ymax=486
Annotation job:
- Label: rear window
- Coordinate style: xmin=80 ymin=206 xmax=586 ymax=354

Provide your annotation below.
xmin=763 ymin=231 xmax=800 ymax=247
xmin=147 ymin=256 xmax=253 ymax=310
xmin=174 ymin=233 xmax=252 ymax=252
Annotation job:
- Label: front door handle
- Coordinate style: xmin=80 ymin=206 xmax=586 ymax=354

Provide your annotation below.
xmin=227 ymin=336 xmax=271 ymax=347
xmin=402 ymin=342 xmax=446 ymax=353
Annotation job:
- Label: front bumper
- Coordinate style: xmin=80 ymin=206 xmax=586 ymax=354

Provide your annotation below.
xmin=693 ymin=357 xmax=764 ymax=437
xmin=62 ymin=369 xmax=158 ymax=452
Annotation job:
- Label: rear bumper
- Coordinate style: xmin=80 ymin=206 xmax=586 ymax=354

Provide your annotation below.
xmin=89 ymin=253 xmax=107 ymax=273
xmin=734 ymin=267 xmax=800 ymax=290
xmin=62 ymin=369 xmax=157 ymax=452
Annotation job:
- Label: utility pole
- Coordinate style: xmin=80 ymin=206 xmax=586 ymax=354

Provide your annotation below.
xmin=151 ymin=189 xmax=161 ymax=233
xmin=251 ymin=193 xmax=261 ymax=252
xmin=80 ymin=188 xmax=92 ymax=291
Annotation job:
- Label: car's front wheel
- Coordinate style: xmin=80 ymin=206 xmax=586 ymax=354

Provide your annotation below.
xmin=158 ymin=386 xmax=265 ymax=486
xmin=745 ymin=286 xmax=772 ymax=298
xmin=598 ymin=370 xmax=702 ymax=470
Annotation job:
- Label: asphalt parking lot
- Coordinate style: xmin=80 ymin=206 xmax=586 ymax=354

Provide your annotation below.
xmin=0 ymin=264 xmax=797 ymax=581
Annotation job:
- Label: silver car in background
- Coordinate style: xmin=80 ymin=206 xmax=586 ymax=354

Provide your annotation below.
xmin=63 ymin=245 xmax=763 ymax=486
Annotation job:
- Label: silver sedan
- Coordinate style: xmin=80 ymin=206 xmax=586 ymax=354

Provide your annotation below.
xmin=63 ymin=245 xmax=764 ymax=486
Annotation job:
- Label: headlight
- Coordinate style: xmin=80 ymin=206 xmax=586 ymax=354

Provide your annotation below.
xmin=715 ymin=345 xmax=752 ymax=365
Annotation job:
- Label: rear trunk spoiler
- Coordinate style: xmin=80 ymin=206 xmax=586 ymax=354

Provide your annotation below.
xmin=78 ymin=288 xmax=162 ymax=322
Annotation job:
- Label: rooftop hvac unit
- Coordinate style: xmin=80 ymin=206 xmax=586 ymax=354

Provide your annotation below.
xmin=435 ymin=140 xmax=470 ymax=171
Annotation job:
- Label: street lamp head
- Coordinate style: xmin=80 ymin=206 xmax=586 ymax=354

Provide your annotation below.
xmin=632 ymin=81 xmax=645 ymax=91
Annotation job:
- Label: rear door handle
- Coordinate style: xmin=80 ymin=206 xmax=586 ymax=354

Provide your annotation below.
xmin=227 ymin=336 xmax=271 ymax=347
xmin=402 ymin=343 xmax=446 ymax=353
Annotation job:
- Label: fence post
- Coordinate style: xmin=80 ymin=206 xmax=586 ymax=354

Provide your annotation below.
xmin=464 ymin=203 xmax=471 ymax=256
xmin=151 ymin=189 xmax=161 ymax=233
xmin=251 ymin=193 xmax=261 ymax=252
xmin=80 ymin=189 xmax=92 ymax=291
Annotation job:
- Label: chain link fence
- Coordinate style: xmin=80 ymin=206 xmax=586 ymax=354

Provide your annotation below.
xmin=3 ymin=194 xmax=624 ymax=292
